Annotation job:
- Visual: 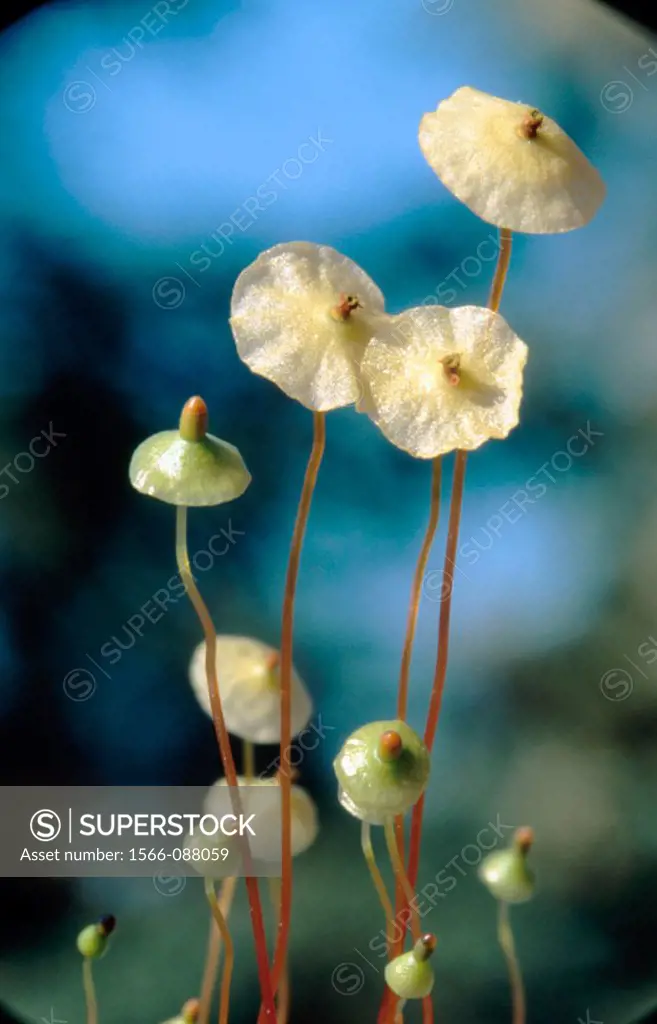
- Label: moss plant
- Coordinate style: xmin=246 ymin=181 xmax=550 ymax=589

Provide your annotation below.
xmin=229 ymin=241 xmax=388 ymax=1018
xmin=59 ymin=81 xmax=606 ymax=1024
xmin=76 ymin=916 xmax=116 ymax=1024
xmin=479 ymin=828 xmax=536 ymax=1024
xmin=129 ymin=396 xmax=276 ymax=1022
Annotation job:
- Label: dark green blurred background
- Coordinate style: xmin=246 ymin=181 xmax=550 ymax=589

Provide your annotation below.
xmin=0 ymin=0 xmax=656 ymax=1022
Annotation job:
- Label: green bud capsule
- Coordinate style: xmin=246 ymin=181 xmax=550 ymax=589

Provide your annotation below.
xmin=333 ymin=720 xmax=430 ymax=824
xmin=129 ymin=397 xmax=251 ymax=507
xmin=478 ymin=826 xmax=535 ymax=903
xmin=384 ymin=934 xmax=436 ymax=1000
xmin=76 ymin=915 xmax=116 ymax=959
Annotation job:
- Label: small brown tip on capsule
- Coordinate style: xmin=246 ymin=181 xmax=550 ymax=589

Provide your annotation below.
xmin=98 ymin=914 xmax=116 ymax=937
xmin=379 ymin=730 xmax=404 ymax=762
xmin=514 ymin=826 xmax=534 ymax=854
xmin=519 ymin=109 xmax=544 ymax=140
xmin=179 ymin=396 xmax=209 ymax=442
xmin=441 ymin=354 xmax=461 ymax=387
xmin=414 ymin=933 xmax=437 ymax=961
xmin=276 ymin=765 xmax=300 ymax=785
xmin=181 ymin=998 xmax=200 ymax=1023
xmin=265 ymin=650 xmax=280 ymax=673
xmin=331 ymin=293 xmax=361 ymax=322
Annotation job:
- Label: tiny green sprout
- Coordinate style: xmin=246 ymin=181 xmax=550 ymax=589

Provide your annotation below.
xmin=128 ymin=396 xmax=251 ymax=507
xmin=333 ymin=719 xmax=430 ymax=824
xmin=478 ymin=825 xmax=535 ymax=903
xmin=76 ymin=914 xmax=116 ymax=959
xmin=384 ymin=933 xmax=437 ymax=1000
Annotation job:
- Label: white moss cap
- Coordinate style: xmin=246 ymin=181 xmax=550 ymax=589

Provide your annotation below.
xmin=361 ymin=305 xmax=528 ymax=459
xmin=230 ymin=242 xmax=385 ymax=411
xmin=189 ymin=635 xmax=313 ymax=744
xmin=205 ymin=776 xmax=319 ymax=860
xmin=419 ymin=86 xmax=605 ymax=234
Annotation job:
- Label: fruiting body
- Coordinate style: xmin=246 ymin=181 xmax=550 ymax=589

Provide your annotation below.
xmin=188 ymin=635 xmax=312 ymax=743
xmin=479 ymin=826 xmax=536 ymax=903
xmin=384 ymin=935 xmax=436 ymax=999
xmin=419 ymin=86 xmax=605 ymax=233
xmin=206 ymin=776 xmax=319 ymax=860
xmin=230 ymin=242 xmax=386 ymax=410
xmin=129 ymin=397 xmax=251 ymax=506
xmin=333 ymin=720 xmax=430 ymax=824
xmin=76 ymin=915 xmax=116 ymax=959
xmin=361 ymin=305 xmax=527 ymax=458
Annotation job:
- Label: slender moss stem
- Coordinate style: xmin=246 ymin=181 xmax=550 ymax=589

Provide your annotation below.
xmin=261 ymin=411 xmax=326 ymax=1021
xmin=82 ymin=958 xmax=97 ymax=1024
xmin=381 ymin=229 xmax=514 ymax=1024
xmin=244 ymin=740 xmax=256 ymax=781
xmin=198 ymin=876 xmax=238 ymax=1024
xmin=397 ymin=457 xmax=443 ymax=720
xmin=498 ymin=901 xmax=525 ymax=1024
xmin=204 ymin=877 xmax=235 ymax=1024
xmin=488 ymin=229 xmax=513 ymax=315
xmin=391 ymin=458 xmax=442 ymax=962
xmin=268 ymin=878 xmax=290 ymax=1024
xmin=384 ymin=818 xmax=420 ymax=941
xmin=175 ymin=506 xmax=275 ymax=1021
xmin=362 ymin=821 xmax=395 ymax=949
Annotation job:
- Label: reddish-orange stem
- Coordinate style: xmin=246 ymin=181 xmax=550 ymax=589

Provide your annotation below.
xmin=176 ymin=508 xmax=276 ymax=1021
xmin=381 ymin=230 xmax=512 ymax=1024
xmin=391 ymin=457 xmax=442 ymax=967
xmin=386 ymin=451 xmax=467 ymax=1024
xmin=258 ymin=411 xmax=326 ymax=1022
xmin=397 ymin=457 xmax=442 ymax=720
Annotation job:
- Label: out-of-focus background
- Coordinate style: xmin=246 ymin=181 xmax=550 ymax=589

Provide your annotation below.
xmin=0 ymin=0 xmax=656 ymax=1022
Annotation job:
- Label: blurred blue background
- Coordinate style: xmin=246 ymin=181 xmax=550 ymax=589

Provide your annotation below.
xmin=1 ymin=0 xmax=656 ymax=1022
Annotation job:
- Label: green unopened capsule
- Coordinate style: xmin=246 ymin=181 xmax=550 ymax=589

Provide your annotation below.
xmin=384 ymin=934 xmax=436 ymax=1000
xmin=129 ymin=397 xmax=251 ymax=507
xmin=333 ymin=720 xmax=430 ymax=824
xmin=76 ymin=914 xmax=116 ymax=959
xmin=478 ymin=826 xmax=535 ymax=903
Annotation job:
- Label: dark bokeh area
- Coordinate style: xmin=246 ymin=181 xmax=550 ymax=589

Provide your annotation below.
xmin=1 ymin=1 xmax=657 ymax=1023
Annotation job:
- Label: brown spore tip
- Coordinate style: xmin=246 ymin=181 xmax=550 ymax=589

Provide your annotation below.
xmin=441 ymin=354 xmax=461 ymax=386
xmin=179 ymin=396 xmax=209 ymax=442
xmin=379 ymin=729 xmax=404 ymax=762
xmin=331 ymin=293 xmax=361 ymax=321
xmin=520 ymin=109 xmax=544 ymax=139
xmin=182 ymin=998 xmax=200 ymax=1023
xmin=514 ymin=826 xmax=534 ymax=854
xmin=414 ymin=933 xmax=437 ymax=961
